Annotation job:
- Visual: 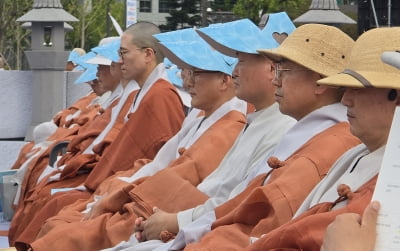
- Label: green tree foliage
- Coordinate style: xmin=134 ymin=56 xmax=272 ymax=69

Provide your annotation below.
xmin=0 ymin=0 xmax=124 ymax=70
xmin=0 ymin=0 xmax=33 ymax=70
xmin=233 ymin=0 xmax=310 ymax=24
xmin=160 ymin=0 xmax=202 ymax=31
xmin=211 ymin=0 xmax=237 ymax=11
xmin=61 ymin=0 xmax=124 ymax=51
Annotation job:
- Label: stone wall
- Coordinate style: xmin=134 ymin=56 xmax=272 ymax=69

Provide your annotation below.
xmin=0 ymin=70 xmax=90 ymax=171
xmin=0 ymin=70 xmax=90 ymax=139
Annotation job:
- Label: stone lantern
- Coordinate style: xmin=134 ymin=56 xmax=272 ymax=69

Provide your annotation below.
xmin=294 ymin=0 xmax=356 ymax=25
xmin=17 ymin=0 xmax=78 ymax=140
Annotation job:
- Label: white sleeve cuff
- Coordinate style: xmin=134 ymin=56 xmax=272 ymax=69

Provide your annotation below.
xmin=177 ymin=208 xmax=195 ymax=229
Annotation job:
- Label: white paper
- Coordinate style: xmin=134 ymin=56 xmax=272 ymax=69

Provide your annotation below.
xmin=372 ymin=106 xmax=400 ymax=251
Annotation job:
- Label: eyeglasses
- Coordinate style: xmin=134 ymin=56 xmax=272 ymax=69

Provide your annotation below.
xmin=117 ymin=47 xmax=150 ymax=58
xmin=187 ymin=69 xmax=221 ymax=83
xmin=273 ymin=63 xmax=309 ymax=82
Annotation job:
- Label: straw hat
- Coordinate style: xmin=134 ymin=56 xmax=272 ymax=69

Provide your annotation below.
xmin=318 ymin=27 xmax=400 ymax=89
xmin=257 ymin=23 xmax=354 ymax=77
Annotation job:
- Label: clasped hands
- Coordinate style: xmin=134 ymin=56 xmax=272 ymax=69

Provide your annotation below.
xmin=134 ymin=207 xmax=179 ymax=242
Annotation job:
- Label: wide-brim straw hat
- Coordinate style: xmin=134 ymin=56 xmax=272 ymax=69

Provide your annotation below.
xmin=257 ymin=23 xmax=354 ymax=77
xmin=318 ymin=27 xmax=400 ymax=89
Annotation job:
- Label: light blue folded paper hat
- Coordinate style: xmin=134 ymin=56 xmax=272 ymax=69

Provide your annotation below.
xmin=73 ymin=51 xmax=96 ymax=70
xmin=164 ymin=58 xmax=183 ymax=87
xmin=196 ymin=12 xmax=295 ymax=57
xmin=74 ymin=64 xmax=98 ymax=84
xmin=155 ymin=29 xmax=195 ymax=86
xmin=155 ymin=28 xmax=237 ymax=75
xmin=68 ymin=48 xmax=86 ymax=71
xmin=67 ymin=50 xmax=81 ymax=63
xmin=86 ymin=36 xmax=120 ymax=65
xmin=153 ymin=28 xmax=199 ymax=43
xmin=74 ymin=52 xmax=97 ymax=84
xmin=260 ymin=12 xmax=296 ymax=49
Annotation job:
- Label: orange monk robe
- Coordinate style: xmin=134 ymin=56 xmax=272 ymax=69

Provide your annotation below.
xmin=10 ymin=92 xmax=99 ymax=172
xmin=11 ymin=79 xmax=185 ymax=248
xmin=8 ymin=91 xmax=130 ymax=247
xmin=184 ymin=123 xmax=361 ymax=251
xmin=244 ymin=176 xmax=377 ymax=251
xmin=21 ymin=108 xmax=191 ymax=232
xmin=12 ymin=93 xmax=108 ymax=199
xmin=10 ymin=142 xmax=35 ymax=170
xmin=27 ymin=160 xmax=153 ymax=240
xmin=45 ymin=90 xmax=113 ymax=147
xmin=11 ymin=95 xmax=120 ymax=209
xmin=9 ymin=91 xmax=111 ymax=221
xmin=83 ymin=79 xmax=185 ymax=191
xmin=52 ymin=92 xmax=98 ymax=128
xmin=53 ymin=90 xmax=137 ymax=176
xmin=30 ymin=110 xmax=246 ymax=251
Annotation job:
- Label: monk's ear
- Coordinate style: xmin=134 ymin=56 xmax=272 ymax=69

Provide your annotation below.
xmin=314 ymin=83 xmax=329 ymax=95
xmin=314 ymin=73 xmax=328 ymax=95
xmin=143 ymin=47 xmax=156 ymax=63
xmin=220 ymin=74 xmax=231 ymax=90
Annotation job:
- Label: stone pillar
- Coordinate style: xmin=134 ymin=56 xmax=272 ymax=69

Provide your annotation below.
xmin=17 ymin=0 xmax=78 ymax=141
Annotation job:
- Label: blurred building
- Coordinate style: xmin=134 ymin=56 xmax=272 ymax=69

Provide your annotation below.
xmin=136 ymin=0 xmax=238 ymax=26
xmin=136 ymin=0 xmax=171 ymax=26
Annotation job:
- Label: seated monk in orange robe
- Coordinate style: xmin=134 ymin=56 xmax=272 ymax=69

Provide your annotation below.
xmin=243 ymin=25 xmax=400 ymax=251
xmin=8 ymin=42 xmax=122 ymax=204
xmin=8 ymin=42 xmax=137 ymax=246
xmin=27 ymin=26 xmax=248 ymax=251
xmin=118 ymin=24 xmax=361 ymax=251
xmin=9 ymin=23 xmax=185 ymax=250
